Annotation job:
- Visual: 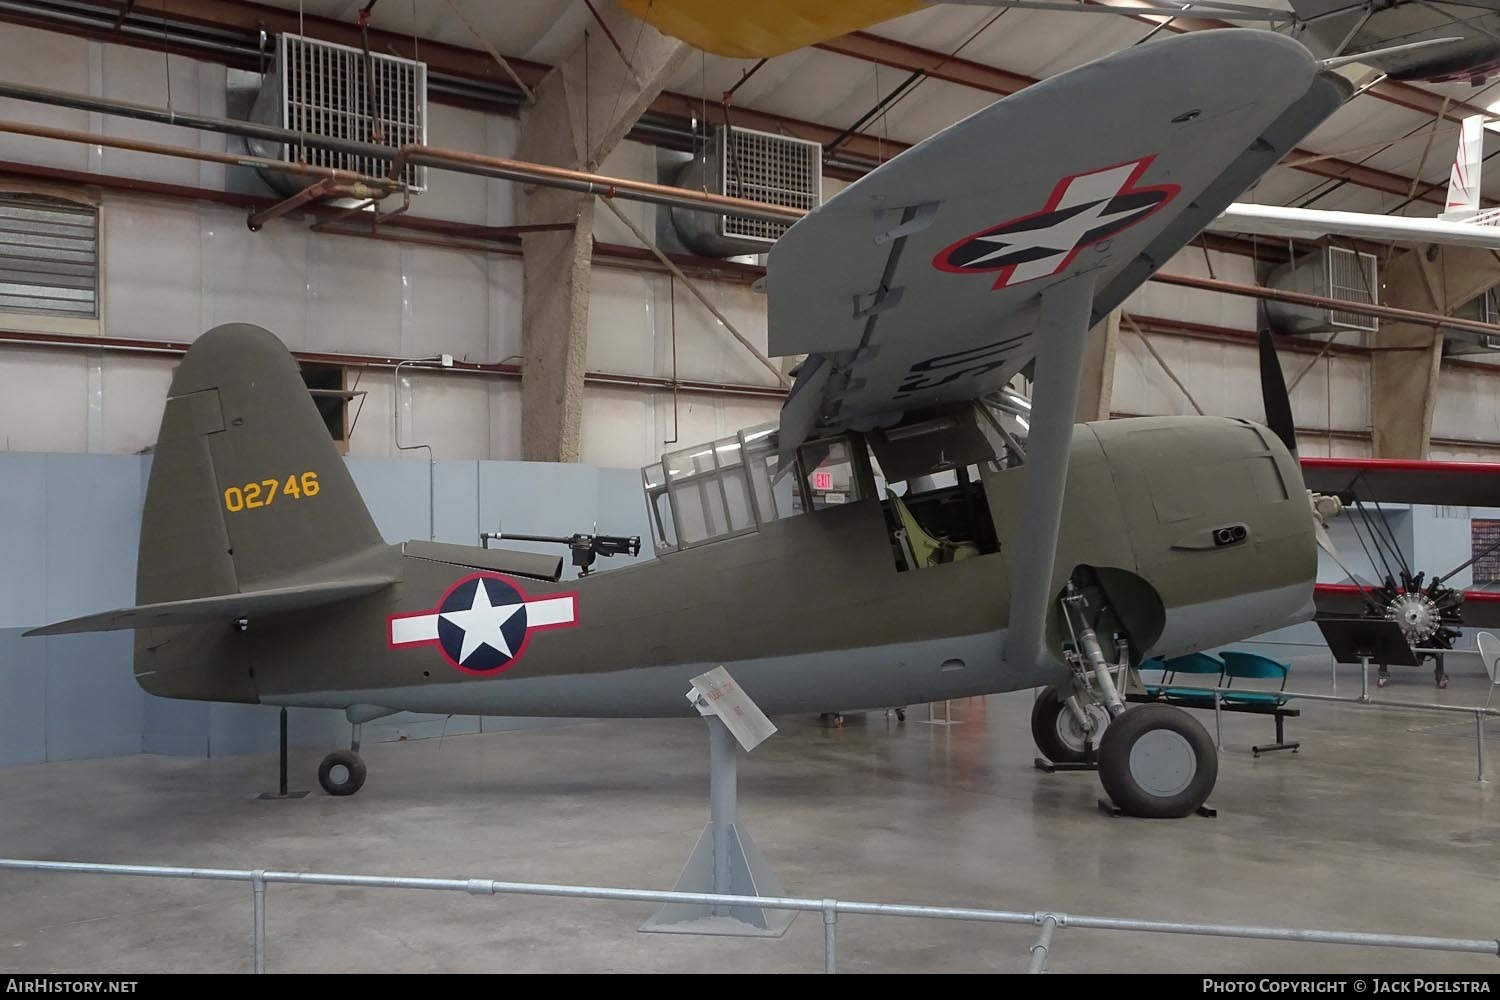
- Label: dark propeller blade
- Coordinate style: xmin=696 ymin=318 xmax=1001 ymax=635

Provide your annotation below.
xmin=1258 ymin=328 xmax=1297 ymax=456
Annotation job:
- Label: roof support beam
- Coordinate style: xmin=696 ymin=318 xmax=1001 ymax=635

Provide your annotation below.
xmin=515 ymin=3 xmax=688 ymax=463
xmin=1371 ymin=246 xmax=1500 ymax=457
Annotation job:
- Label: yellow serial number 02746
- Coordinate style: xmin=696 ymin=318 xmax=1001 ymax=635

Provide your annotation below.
xmin=224 ymin=472 xmax=321 ymax=512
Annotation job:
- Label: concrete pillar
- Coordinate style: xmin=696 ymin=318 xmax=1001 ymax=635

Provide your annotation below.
xmin=1372 ymin=245 xmax=1500 ymax=458
xmin=1075 ymin=309 xmax=1120 ymax=423
xmin=515 ymin=4 xmax=688 ymax=461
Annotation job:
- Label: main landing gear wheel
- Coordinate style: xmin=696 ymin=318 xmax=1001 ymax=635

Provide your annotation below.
xmin=1097 ymin=705 xmax=1217 ymax=818
xmin=1031 ymin=687 xmax=1109 ymax=764
xmin=318 ymin=749 xmax=367 ymax=796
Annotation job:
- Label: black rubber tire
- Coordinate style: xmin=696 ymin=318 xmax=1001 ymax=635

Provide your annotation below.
xmin=317 ymin=750 xmax=367 ymax=797
xmin=1097 ymin=704 xmax=1217 ymax=818
xmin=1030 ymin=687 xmax=1104 ymax=764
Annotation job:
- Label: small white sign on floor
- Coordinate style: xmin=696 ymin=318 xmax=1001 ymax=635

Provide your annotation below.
xmin=687 ymin=666 xmax=777 ymax=751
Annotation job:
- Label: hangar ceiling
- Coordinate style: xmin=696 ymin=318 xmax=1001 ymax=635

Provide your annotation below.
xmin=238 ymin=0 xmax=1500 ymax=220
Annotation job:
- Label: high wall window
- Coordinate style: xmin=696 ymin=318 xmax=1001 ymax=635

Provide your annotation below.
xmin=300 ymin=362 xmax=355 ymax=451
xmin=0 ymin=194 xmax=99 ymax=319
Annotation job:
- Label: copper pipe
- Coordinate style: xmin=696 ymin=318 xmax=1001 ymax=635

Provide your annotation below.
xmin=246 ymin=177 xmax=346 ymax=232
xmin=386 ymin=143 xmax=806 ymax=225
xmin=1 ymin=121 xmax=1487 ymax=342
xmin=1153 ymin=271 xmax=1500 ymax=339
xmin=0 ymin=329 xmax=788 ymax=399
xmin=0 ymin=118 xmax=402 ymax=195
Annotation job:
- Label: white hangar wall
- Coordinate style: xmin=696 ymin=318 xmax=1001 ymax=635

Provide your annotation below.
xmin=0 ymin=22 xmax=784 ymax=470
xmin=0 ymin=22 xmax=1498 ymax=467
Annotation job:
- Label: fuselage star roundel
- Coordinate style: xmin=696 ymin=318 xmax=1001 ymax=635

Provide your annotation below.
xmin=29 ymin=31 xmax=1353 ymax=817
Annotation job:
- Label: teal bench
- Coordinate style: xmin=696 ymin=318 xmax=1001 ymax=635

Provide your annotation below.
xmin=1132 ymin=650 xmax=1300 ymax=756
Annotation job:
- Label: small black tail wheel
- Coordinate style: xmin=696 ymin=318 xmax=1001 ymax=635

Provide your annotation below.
xmin=1097 ymin=704 xmax=1217 ymax=818
xmin=318 ymin=749 xmax=367 ymax=796
xmin=1030 ymin=686 xmax=1108 ymax=764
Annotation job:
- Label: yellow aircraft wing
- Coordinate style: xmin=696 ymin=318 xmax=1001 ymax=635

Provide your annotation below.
xmin=618 ymin=0 xmax=927 ymax=58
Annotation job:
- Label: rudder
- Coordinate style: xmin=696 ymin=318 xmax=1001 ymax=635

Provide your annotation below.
xmin=137 ymin=323 xmax=383 ymax=605
xmin=1442 ymin=115 xmax=1484 ymax=221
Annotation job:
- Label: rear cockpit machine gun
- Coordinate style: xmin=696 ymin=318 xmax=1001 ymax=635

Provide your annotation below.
xmin=481 ymin=529 xmax=642 ymax=576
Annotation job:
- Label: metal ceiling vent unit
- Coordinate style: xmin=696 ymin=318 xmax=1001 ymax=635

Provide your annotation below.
xmin=1264 ymin=245 xmax=1379 ymax=336
xmin=670 ymin=125 xmax=821 ymax=257
xmin=248 ymin=33 xmax=427 ymax=196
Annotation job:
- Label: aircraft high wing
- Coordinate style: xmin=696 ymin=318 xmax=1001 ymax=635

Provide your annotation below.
xmin=767 ymin=31 xmax=1349 ymax=692
xmin=767 ymin=32 xmax=1352 ymax=457
xmin=1210 ymin=116 xmax=1500 ymax=249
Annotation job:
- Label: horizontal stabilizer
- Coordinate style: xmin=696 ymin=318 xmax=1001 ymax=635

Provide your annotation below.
xmin=23 ymin=575 xmax=396 ymax=636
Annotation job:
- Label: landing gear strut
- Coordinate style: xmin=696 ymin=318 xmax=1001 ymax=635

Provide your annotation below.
xmin=1039 ymin=580 xmax=1218 ymax=818
xmin=318 ymin=722 xmax=367 ymax=796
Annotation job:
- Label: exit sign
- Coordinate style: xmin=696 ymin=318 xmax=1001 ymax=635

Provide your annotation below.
xmin=812 ymin=471 xmax=833 ymax=491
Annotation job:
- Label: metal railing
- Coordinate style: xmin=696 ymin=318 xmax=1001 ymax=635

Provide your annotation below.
xmin=1150 ymin=673 xmax=1500 ymax=780
xmin=0 ymin=858 xmax=1495 ymax=974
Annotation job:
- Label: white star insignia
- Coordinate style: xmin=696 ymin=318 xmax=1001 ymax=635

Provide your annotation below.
xmin=440 ymin=581 xmax=524 ymax=665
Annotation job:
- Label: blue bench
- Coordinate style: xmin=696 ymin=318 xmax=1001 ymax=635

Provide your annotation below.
xmin=1133 ymin=651 xmax=1300 ymax=756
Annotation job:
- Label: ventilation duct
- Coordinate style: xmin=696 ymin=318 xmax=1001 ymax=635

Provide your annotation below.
xmin=1264 ymin=245 xmax=1379 ymax=336
xmin=669 ymin=125 xmax=820 ymax=257
xmin=248 ymin=33 xmax=427 ymax=196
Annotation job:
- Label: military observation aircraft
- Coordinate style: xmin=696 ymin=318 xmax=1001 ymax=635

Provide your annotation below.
xmin=30 ymin=32 xmax=1353 ymax=818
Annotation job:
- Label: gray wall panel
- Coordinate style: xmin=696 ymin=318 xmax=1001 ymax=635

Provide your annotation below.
xmin=0 ymin=628 xmax=47 ymax=763
xmin=434 ymin=460 xmax=480 ymax=545
xmin=44 ymin=453 xmax=143 ymax=623
xmin=0 ymin=454 xmax=49 ymax=629
xmin=43 ymin=631 xmax=142 ymax=760
xmin=348 ymin=455 xmax=437 ymax=543
xmin=141 ymin=694 xmax=210 ymax=757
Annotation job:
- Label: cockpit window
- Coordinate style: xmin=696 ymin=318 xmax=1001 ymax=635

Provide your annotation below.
xmin=641 ymin=422 xmax=800 ymax=555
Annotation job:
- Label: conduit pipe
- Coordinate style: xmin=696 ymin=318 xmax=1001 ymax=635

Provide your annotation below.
xmin=0 ymin=118 xmax=400 ymax=197
xmin=0 ymin=81 xmax=803 ymax=225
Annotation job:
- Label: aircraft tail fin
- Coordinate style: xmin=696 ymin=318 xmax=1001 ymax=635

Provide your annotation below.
xmin=134 ymin=323 xmax=385 ymax=607
xmin=1441 ymin=115 xmax=1485 ymax=222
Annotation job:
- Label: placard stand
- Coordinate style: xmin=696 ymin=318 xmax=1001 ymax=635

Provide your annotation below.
xmin=641 ymin=667 xmax=794 ymax=938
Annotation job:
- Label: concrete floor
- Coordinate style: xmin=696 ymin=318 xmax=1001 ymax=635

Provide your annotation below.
xmin=1 ymin=655 xmax=1497 ymax=974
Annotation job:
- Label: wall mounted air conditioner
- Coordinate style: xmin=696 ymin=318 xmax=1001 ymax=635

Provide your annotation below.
xmin=1442 ymin=286 xmax=1500 ymax=355
xmin=669 ymin=125 xmax=821 ymax=257
xmin=248 ymin=33 xmax=427 ymax=196
xmin=1264 ymin=245 xmax=1379 ymax=337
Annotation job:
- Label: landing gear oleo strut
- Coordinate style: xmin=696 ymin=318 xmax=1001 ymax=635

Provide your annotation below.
xmin=1033 ymin=580 xmax=1218 ymax=818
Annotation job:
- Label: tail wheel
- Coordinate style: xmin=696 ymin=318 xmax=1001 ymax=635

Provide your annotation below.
xmin=318 ymin=749 xmax=367 ymax=796
xmin=1097 ymin=704 xmax=1217 ymax=818
xmin=1030 ymin=687 xmax=1109 ymax=764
